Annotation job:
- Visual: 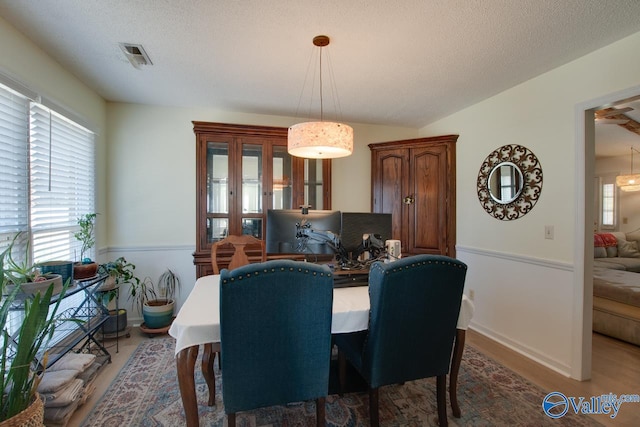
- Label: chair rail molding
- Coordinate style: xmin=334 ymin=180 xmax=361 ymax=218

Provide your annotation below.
xmin=456 ymin=245 xmax=573 ymax=272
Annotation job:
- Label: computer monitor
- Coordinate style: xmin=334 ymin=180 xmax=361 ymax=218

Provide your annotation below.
xmin=340 ymin=212 xmax=393 ymax=260
xmin=266 ymin=209 xmax=342 ymax=255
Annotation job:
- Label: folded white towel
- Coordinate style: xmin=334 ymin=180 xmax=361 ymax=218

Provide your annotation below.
xmin=47 ymin=352 xmax=96 ymax=372
xmin=43 ymin=396 xmax=80 ymax=424
xmin=37 ymin=369 xmax=79 ymax=393
xmin=43 ymin=378 xmax=83 ymax=408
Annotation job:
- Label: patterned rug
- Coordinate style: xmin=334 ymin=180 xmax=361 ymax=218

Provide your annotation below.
xmin=83 ymin=337 xmax=602 ymax=426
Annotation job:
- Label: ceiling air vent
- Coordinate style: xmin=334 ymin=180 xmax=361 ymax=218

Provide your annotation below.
xmin=119 ymin=43 xmax=153 ymax=69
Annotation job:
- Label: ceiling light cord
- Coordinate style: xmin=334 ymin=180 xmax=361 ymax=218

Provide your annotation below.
xmin=319 ymin=46 xmax=324 ymax=122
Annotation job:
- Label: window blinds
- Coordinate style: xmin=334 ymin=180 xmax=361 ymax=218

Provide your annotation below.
xmin=29 ymin=103 xmax=95 ymax=263
xmin=0 ymin=85 xmax=29 ymax=256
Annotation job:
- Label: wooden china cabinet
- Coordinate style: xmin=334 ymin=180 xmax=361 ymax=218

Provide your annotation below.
xmin=369 ymin=135 xmax=457 ymax=257
xmin=192 ymin=121 xmax=331 ymax=277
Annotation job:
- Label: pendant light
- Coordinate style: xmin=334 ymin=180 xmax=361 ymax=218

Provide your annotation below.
xmin=616 ymin=147 xmax=640 ymax=192
xmin=288 ymin=35 xmax=353 ymax=159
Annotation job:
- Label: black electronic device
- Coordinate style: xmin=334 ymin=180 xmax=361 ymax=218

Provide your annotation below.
xmin=340 ymin=212 xmax=393 ymax=261
xmin=266 ymin=209 xmax=341 ymax=254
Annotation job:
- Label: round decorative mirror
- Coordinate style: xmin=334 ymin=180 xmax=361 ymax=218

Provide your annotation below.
xmin=477 ymin=145 xmax=542 ymax=220
xmin=488 ymin=161 xmax=524 ymax=204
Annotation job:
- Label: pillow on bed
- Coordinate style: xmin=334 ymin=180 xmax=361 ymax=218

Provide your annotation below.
xmin=618 ymin=240 xmax=640 ymax=258
xmin=625 ymin=229 xmax=640 ymax=245
xmin=600 ymin=233 xmax=618 ymax=247
xmin=606 ymin=246 xmax=618 ymax=257
xmin=594 ymin=247 xmax=607 ymax=258
xmin=594 ymin=233 xmax=605 ymax=247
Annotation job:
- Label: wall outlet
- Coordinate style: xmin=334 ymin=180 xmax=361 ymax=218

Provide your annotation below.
xmin=469 ymin=289 xmax=475 ymax=300
xmin=545 ymin=225 xmax=554 ymax=240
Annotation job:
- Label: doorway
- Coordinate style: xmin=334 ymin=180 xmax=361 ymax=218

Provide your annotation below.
xmin=577 ymin=85 xmax=640 ymax=380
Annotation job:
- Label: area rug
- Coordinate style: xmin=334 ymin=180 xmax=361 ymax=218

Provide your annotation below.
xmin=83 ymin=337 xmax=602 ymax=426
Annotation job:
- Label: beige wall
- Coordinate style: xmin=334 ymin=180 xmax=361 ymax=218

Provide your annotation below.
xmin=421 ymin=31 xmax=640 ymax=378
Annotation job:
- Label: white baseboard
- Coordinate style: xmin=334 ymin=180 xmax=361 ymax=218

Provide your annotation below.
xmin=469 ymin=322 xmax=572 ymax=378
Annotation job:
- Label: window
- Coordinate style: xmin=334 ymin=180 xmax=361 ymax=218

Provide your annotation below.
xmin=601 ymin=180 xmax=616 ymax=230
xmin=0 ymin=79 xmax=95 ymax=266
xmin=0 ymin=83 xmax=29 ymax=257
xmin=29 ymin=103 xmax=95 ymax=262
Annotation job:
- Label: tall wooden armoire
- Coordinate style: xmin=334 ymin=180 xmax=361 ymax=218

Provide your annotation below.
xmin=369 ymin=135 xmax=457 ymax=257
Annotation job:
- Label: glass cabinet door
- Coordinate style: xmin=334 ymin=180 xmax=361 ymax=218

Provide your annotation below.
xmin=272 ymin=145 xmax=293 ymax=210
xmin=304 ymin=158 xmax=325 ymax=209
xmin=207 ymin=141 xmax=229 ymax=242
xmin=241 ymin=144 xmax=263 ymax=238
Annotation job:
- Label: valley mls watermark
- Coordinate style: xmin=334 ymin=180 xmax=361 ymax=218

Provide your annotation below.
xmin=542 ymin=391 xmax=640 ymax=419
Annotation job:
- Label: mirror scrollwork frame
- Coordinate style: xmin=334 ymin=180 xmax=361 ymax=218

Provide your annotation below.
xmin=477 ymin=144 xmax=543 ymax=220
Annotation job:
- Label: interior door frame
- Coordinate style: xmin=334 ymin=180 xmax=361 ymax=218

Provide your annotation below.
xmin=574 ymin=84 xmax=640 ymax=380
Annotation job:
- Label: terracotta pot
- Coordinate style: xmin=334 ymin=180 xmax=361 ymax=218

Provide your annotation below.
xmin=73 ymin=262 xmax=98 ymax=280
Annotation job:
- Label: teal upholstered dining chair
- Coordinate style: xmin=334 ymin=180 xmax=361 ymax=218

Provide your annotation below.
xmin=219 ymin=260 xmax=334 ymax=427
xmin=334 ymin=255 xmax=467 ymax=427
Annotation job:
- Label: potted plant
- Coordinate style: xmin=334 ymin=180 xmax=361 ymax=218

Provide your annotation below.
xmin=2 ymin=234 xmax=63 ymax=297
xmin=73 ymin=213 xmax=98 ymax=280
xmin=98 ymin=257 xmax=139 ymax=291
xmin=1 ymin=237 xmax=71 ymax=424
xmin=97 ymin=257 xmax=140 ymax=334
xmin=129 ymin=269 xmax=180 ymax=329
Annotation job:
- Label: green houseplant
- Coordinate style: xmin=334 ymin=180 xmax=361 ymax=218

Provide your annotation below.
xmin=129 ymin=269 xmax=180 ymax=329
xmin=1 ymin=235 xmax=71 ymax=423
xmin=2 ymin=234 xmax=63 ymax=297
xmin=97 ymin=257 xmax=140 ymax=334
xmin=73 ymin=213 xmax=98 ymax=280
xmin=98 ymin=257 xmax=139 ymax=291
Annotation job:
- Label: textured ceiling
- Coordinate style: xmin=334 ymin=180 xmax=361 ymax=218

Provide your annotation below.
xmin=1 ymin=0 xmax=640 ymax=151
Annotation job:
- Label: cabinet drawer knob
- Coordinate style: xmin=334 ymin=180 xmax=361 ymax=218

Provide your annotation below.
xmin=403 ymin=195 xmax=415 ymax=205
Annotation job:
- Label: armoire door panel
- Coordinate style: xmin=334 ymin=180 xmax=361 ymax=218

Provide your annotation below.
xmin=409 ymin=146 xmax=447 ymax=254
xmin=372 ymin=149 xmax=407 ymax=244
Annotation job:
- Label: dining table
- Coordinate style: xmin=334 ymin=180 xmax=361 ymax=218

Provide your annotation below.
xmin=169 ymin=274 xmax=474 ymax=427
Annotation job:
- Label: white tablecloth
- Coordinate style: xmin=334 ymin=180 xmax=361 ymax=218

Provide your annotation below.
xmin=169 ymin=275 xmax=474 ymax=356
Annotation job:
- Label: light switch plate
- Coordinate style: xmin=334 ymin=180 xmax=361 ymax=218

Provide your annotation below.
xmin=545 ymin=225 xmax=554 ymax=240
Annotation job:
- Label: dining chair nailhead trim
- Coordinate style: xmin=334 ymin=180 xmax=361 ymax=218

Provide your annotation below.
xmin=221 ymin=263 xmax=334 ymax=282
xmin=381 ymin=258 xmax=466 ymax=275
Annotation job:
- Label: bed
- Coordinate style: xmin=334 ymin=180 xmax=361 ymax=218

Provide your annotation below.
xmin=592 ymin=267 xmax=640 ymax=346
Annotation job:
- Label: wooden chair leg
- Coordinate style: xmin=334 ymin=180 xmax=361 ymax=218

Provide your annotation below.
xmin=338 ymin=350 xmax=346 ymax=395
xmin=316 ymin=396 xmax=326 ymax=427
xmin=436 ymin=375 xmax=448 ymax=427
xmin=227 ymin=413 xmax=236 ymax=427
xmin=202 ymin=343 xmax=216 ymax=406
xmin=450 ymin=329 xmax=465 ymax=417
xmin=369 ymin=387 xmax=379 ymax=427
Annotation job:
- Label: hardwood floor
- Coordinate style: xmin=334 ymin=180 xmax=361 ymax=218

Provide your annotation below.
xmin=468 ymin=329 xmax=640 ymax=426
